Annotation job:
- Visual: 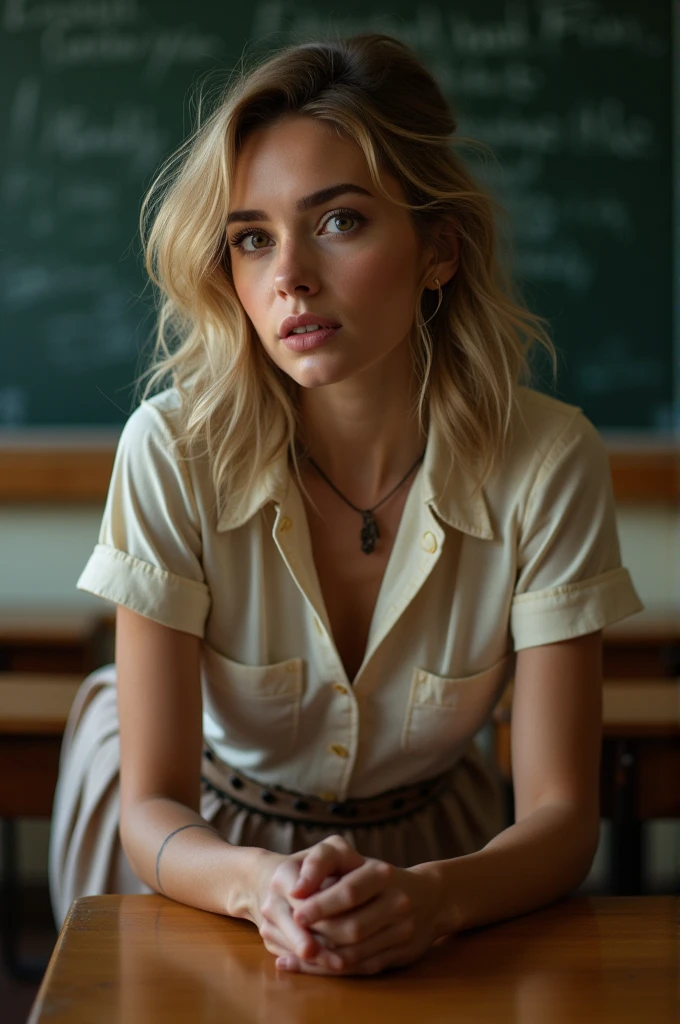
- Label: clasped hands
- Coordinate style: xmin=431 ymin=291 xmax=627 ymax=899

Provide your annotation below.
xmin=256 ymin=834 xmax=446 ymax=976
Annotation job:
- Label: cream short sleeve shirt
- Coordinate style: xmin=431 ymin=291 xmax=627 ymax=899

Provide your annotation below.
xmin=77 ymin=385 xmax=643 ymax=802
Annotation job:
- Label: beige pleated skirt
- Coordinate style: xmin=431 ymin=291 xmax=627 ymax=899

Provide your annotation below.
xmin=48 ymin=665 xmax=507 ymax=929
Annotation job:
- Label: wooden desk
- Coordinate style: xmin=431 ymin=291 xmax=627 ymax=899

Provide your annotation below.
xmin=0 ymin=610 xmax=115 ymax=673
xmin=0 ymin=675 xmax=82 ymax=817
xmin=29 ymin=894 xmax=678 ymax=1023
xmin=0 ymin=675 xmax=83 ymax=981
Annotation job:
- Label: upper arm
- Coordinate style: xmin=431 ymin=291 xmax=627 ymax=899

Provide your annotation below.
xmin=510 ymin=630 xmax=603 ymax=833
xmin=116 ymin=604 xmax=202 ymax=835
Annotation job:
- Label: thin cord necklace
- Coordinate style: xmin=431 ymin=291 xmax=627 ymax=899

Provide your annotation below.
xmin=308 ymin=449 xmax=426 ymax=554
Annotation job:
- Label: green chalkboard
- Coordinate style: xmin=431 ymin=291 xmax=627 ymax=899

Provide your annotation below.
xmin=0 ymin=0 xmax=675 ymax=432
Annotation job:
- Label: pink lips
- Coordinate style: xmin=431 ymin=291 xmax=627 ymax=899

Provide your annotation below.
xmin=279 ymin=313 xmax=341 ymax=338
xmin=281 ymin=326 xmax=341 ymax=352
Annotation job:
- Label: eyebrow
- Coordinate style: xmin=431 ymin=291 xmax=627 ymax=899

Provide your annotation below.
xmin=226 ymin=183 xmax=374 ymax=226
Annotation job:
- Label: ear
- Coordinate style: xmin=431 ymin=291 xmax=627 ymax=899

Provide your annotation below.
xmin=426 ymin=218 xmax=460 ymax=287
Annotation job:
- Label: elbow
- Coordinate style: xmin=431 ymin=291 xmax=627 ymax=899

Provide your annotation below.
xmin=566 ymin=815 xmax=601 ymax=893
xmin=118 ymin=798 xmax=152 ymax=883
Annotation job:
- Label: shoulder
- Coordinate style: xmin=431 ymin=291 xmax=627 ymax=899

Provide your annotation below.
xmin=512 ymin=385 xmax=604 ymax=467
xmin=112 ymin=387 xmax=203 ymax=496
xmin=120 ymin=387 xmax=183 ymax=444
xmin=115 ymin=388 xmax=201 ymax=474
xmin=484 ymin=387 xmax=607 ymax=513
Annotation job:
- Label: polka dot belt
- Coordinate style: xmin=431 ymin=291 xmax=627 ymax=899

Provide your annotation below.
xmin=201 ymin=747 xmax=452 ymax=828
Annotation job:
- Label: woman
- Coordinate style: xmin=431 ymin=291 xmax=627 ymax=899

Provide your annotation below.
xmin=49 ymin=33 xmax=643 ymax=976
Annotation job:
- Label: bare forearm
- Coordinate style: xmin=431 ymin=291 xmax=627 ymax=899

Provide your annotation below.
xmin=414 ymin=803 xmax=599 ymax=937
xmin=121 ymin=796 xmax=273 ymax=922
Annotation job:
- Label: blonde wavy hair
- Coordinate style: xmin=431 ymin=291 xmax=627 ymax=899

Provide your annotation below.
xmin=137 ymin=32 xmax=556 ymax=514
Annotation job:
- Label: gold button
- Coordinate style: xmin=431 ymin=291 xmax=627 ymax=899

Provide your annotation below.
xmin=332 ymin=682 xmax=348 ymax=695
xmin=421 ymin=531 xmax=437 ymax=553
xmin=279 ymin=516 xmax=292 ymax=532
xmin=329 ymin=743 xmax=349 ymax=758
xmin=319 ymin=791 xmax=337 ymax=802
xmin=285 ymin=662 xmax=297 ymax=673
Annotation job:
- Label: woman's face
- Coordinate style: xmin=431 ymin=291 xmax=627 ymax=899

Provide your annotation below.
xmin=227 ymin=115 xmax=433 ymax=389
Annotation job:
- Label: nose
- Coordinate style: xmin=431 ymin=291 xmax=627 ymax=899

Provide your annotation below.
xmin=273 ymin=237 xmax=321 ymax=298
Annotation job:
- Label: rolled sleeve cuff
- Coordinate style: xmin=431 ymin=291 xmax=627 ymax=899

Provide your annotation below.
xmin=76 ymin=544 xmax=210 ymax=638
xmin=511 ymin=566 xmax=644 ymax=650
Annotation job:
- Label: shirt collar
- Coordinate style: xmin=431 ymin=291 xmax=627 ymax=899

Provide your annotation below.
xmin=216 ymin=448 xmax=290 ymax=531
xmin=216 ymin=416 xmax=495 ymax=540
xmin=421 ymin=415 xmax=495 ymax=540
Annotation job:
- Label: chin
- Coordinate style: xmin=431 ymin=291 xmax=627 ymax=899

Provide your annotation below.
xmin=284 ymin=356 xmax=362 ymax=390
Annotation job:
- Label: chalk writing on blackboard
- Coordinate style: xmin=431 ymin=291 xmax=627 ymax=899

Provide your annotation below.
xmin=0 ymin=0 xmax=673 ymax=429
xmin=0 ymin=387 xmax=28 ymax=427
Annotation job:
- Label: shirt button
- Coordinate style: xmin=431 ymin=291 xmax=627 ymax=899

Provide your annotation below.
xmin=329 ymin=743 xmax=349 ymax=758
xmin=319 ymin=791 xmax=337 ymax=802
xmin=332 ymin=682 xmax=348 ymax=695
xmin=421 ymin=531 xmax=437 ymax=553
xmin=279 ymin=516 xmax=293 ymax=532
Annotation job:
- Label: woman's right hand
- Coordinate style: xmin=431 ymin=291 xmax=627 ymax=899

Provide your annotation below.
xmin=252 ymin=836 xmax=366 ymax=970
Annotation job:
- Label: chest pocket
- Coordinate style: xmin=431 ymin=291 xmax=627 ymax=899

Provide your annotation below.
xmin=201 ymin=643 xmax=304 ymax=756
xmin=401 ymin=654 xmax=513 ymax=757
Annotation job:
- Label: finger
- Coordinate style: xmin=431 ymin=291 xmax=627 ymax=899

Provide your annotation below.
xmin=332 ymin=918 xmax=415 ymax=970
xmin=294 ymin=860 xmax=394 ymax=927
xmin=289 ymin=837 xmax=365 ymax=899
xmin=304 ymin=891 xmax=401 ymax=947
xmin=276 ymin=951 xmax=345 ymax=974
xmin=344 ymin=946 xmax=411 ymax=976
xmin=267 ymin=858 xmax=327 ymax=930
xmin=261 ymin=916 xmax=343 ymax=971
xmin=261 ymin=894 xmax=319 ymax=961
xmin=291 ymin=836 xmax=363 ymax=898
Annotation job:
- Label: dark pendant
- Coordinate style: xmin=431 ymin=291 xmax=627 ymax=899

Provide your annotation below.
xmin=360 ymin=510 xmax=380 ymax=554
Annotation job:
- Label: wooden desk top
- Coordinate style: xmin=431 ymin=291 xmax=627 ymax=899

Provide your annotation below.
xmin=29 ymin=895 xmax=678 ymax=1023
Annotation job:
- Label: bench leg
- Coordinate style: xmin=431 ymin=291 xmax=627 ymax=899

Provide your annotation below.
xmin=0 ymin=818 xmax=49 ymax=982
xmin=608 ymin=739 xmax=645 ymax=895
xmin=609 ymin=821 xmax=644 ymax=895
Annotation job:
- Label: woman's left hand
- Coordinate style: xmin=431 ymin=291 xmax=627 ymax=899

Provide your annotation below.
xmin=277 ymin=857 xmax=447 ymax=976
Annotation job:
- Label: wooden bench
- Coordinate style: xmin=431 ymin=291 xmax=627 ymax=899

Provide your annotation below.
xmin=0 ymin=674 xmax=83 ymax=979
xmin=0 ymin=675 xmax=83 ymax=817
xmin=0 ymin=610 xmax=115 ymax=674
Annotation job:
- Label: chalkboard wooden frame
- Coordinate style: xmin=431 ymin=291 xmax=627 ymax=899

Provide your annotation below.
xmin=0 ymin=444 xmax=676 ymax=503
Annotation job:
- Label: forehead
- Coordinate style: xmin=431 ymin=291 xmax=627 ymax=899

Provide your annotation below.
xmin=230 ymin=116 xmax=391 ymax=208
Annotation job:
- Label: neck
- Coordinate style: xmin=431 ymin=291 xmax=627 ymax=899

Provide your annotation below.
xmin=296 ymin=356 xmax=427 ymax=508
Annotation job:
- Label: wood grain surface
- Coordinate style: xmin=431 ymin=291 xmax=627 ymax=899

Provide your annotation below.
xmin=28 ymin=894 xmax=679 ymax=1023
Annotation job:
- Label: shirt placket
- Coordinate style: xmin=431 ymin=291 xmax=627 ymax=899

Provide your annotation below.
xmin=272 ymin=494 xmax=359 ymax=802
xmin=353 ymin=503 xmax=446 ymax=691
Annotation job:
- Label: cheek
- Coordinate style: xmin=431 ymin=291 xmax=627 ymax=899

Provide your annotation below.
xmin=231 ymin=266 xmax=260 ymax=323
xmin=340 ymin=246 xmax=419 ymax=332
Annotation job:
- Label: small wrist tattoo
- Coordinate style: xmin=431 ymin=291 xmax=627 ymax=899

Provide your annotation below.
xmin=155 ymin=823 xmax=224 ymax=895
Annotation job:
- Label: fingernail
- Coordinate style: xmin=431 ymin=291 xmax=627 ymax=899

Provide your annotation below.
xmin=296 ymin=914 xmax=308 ymax=926
xmin=276 ymin=956 xmax=293 ymax=970
xmin=329 ymin=953 xmax=344 ymax=970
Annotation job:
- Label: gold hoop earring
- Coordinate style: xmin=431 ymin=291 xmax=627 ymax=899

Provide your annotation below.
xmin=421 ymin=278 xmax=442 ymax=327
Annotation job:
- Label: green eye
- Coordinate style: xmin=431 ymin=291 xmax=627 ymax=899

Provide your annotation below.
xmin=330 ymin=214 xmax=354 ymax=232
xmin=228 ymin=206 xmax=366 ymax=256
